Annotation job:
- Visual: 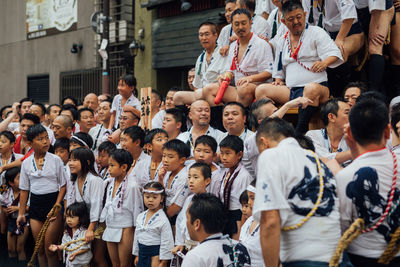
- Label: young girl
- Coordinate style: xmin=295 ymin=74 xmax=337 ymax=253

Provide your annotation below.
xmin=17 ymin=124 xmax=67 ymax=267
xmin=67 ymin=147 xmax=107 ymax=267
xmin=70 ymin=132 xmax=94 ymax=152
xmin=0 ymin=130 xmax=23 ymax=234
xmin=49 ymin=202 xmax=93 ymax=267
xmin=100 ymin=149 xmax=143 ymax=267
xmin=133 ymin=182 xmax=174 ymax=267
xmin=0 ymin=167 xmax=29 ymax=262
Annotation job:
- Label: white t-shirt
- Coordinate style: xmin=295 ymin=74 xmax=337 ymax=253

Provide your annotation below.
xmin=306 ymin=128 xmax=350 ymax=160
xmin=227 ymin=34 xmax=274 ymax=84
xmin=243 ymin=132 xmax=258 ymax=180
xmin=255 ymin=0 xmax=275 ymax=16
xmin=152 ymin=110 xmax=166 ymax=130
xmin=132 ymin=209 xmax=174 ymax=260
xmin=128 ymin=150 xmax=151 ymax=188
xmin=354 ymin=0 xmax=389 ymax=11
xmin=163 ymin=166 xmax=189 ymax=208
xmin=193 ymin=45 xmax=230 ymax=90
xmin=181 ymin=233 xmax=251 ymax=267
xmin=217 ymin=24 xmax=234 ymax=47
xmin=19 ymin=152 xmax=67 ymax=195
xmin=253 ymin=138 xmax=342 ymax=263
xmin=177 ymin=126 xmax=222 ymax=157
xmin=252 ymin=15 xmax=272 ymax=38
xmin=336 ymin=148 xmax=400 ymax=258
xmin=239 ymin=216 xmax=264 ymax=267
xmin=175 ymin=194 xmax=194 ymax=246
xmin=88 ymin=124 xmax=108 ymax=154
xmin=111 ymin=94 xmax=141 ymax=129
xmin=273 ymin=25 xmax=343 ymax=88
xmin=217 ymin=128 xmax=254 ymax=145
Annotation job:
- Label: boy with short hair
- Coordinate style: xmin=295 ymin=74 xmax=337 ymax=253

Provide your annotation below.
xmin=161 ymin=139 xmax=190 ymax=222
xmin=193 ymin=135 xmax=224 ymax=196
xmin=162 ymin=108 xmax=185 ymax=140
xmin=219 ymin=135 xmax=253 ymax=239
xmin=96 ymin=141 xmax=116 ymax=180
xmin=144 ymin=129 xmax=168 ymax=182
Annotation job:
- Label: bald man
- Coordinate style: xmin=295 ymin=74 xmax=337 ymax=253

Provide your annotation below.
xmin=51 ymin=115 xmax=73 ymax=139
xmin=83 ymin=93 xmax=99 ymax=112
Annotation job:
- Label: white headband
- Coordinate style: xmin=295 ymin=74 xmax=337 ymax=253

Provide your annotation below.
xmin=143 ymin=189 xmax=164 ymax=194
xmin=246 ymin=185 xmax=256 ymax=193
xmin=71 ymin=136 xmax=89 ymax=148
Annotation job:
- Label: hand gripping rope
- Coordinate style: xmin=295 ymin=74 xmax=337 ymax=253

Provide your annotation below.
xmin=61 ymin=227 xmax=104 ymax=253
xmin=282 ymin=151 xmax=324 ymax=231
xmin=329 ymin=150 xmax=398 ymax=267
xmin=28 ymin=204 xmax=62 ymax=267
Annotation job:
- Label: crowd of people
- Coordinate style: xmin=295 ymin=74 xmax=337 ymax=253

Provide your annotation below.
xmin=0 ymin=0 xmax=400 ymax=266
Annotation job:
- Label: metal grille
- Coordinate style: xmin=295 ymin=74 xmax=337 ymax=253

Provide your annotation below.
xmin=158 ymin=0 xmax=225 ymax=18
xmin=60 ymin=66 xmax=125 ymax=104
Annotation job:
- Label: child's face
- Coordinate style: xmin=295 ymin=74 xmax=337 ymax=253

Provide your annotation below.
xmin=120 ymin=133 xmax=139 ymax=156
xmin=194 ymin=143 xmax=214 ymax=165
xmin=247 ymin=191 xmax=255 ymax=209
xmin=117 ymin=80 xmax=134 ymax=97
xmin=20 ymin=119 xmax=34 ymax=139
xmin=162 ymin=114 xmax=179 ymax=137
xmin=97 ymin=150 xmax=110 ymax=168
xmin=0 ymin=135 xmax=13 ymax=154
xmin=151 ymin=133 xmax=168 ymax=155
xmin=66 ymin=213 xmax=80 ymax=229
xmin=70 ymin=141 xmax=84 ymax=152
xmin=9 ymin=173 xmax=20 ymax=189
xmin=108 ymin=157 xmax=126 ymax=178
xmin=219 ymin=147 xmax=242 ymax=169
xmin=68 ymin=156 xmax=82 ymax=175
xmin=55 ymin=147 xmax=69 ymax=165
xmin=31 ymin=132 xmax=50 ymax=154
xmin=143 ymin=190 xmax=163 ymax=210
xmin=241 ymin=202 xmax=251 ymax=220
xmin=162 ymin=149 xmax=185 ymax=172
xmin=188 ymin=167 xmax=210 ymax=195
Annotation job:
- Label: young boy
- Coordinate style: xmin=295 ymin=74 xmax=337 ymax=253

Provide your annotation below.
xmin=219 ymin=135 xmax=253 ymax=239
xmin=96 ymin=141 xmax=116 ymax=180
xmin=120 ymin=126 xmax=150 ymax=187
xmin=172 ymin=163 xmax=211 ymax=257
xmin=239 ymin=190 xmax=251 ymax=222
xmin=145 ymin=129 xmax=168 ymax=182
xmin=109 ymin=75 xmax=141 ymax=130
xmin=161 ymin=139 xmax=190 ymax=223
xmin=193 ymin=135 xmax=225 ymax=196
xmin=162 ymin=108 xmax=185 ymax=140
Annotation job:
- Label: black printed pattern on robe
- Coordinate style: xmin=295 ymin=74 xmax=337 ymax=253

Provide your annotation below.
xmin=217 ymin=243 xmax=251 ymax=267
xmin=287 ymin=155 xmax=336 ymax=217
xmin=346 ymin=167 xmax=400 ymax=243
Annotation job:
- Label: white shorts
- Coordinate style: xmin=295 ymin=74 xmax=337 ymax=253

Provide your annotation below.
xmin=102 ymin=227 xmax=122 ymax=243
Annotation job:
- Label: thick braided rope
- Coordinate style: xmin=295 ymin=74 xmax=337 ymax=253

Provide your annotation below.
xmin=283 ymin=151 xmax=324 ymax=231
xmin=329 ymin=218 xmax=365 ymax=267
xmin=62 ymin=227 xmax=104 ymax=252
xmin=378 ymin=226 xmax=400 ymax=264
xmin=362 ymin=150 xmax=397 ymax=233
xmin=28 ymin=204 xmax=62 ymax=267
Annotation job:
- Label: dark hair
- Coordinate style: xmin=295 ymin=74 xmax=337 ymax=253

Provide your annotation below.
xmin=70 ymin=147 xmax=97 ymax=182
xmin=110 ymin=149 xmax=133 ymax=172
xmin=238 ymin=0 xmax=255 ymax=11
xmin=60 ymin=104 xmax=78 ymax=121
xmin=224 ymin=102 xmax=246 ymax=117
xmin=101 ymin=97 xmax=113 ymax=105
xmin=54 ymin=138 xmax=70 ymax=151
xmin=391 ymin=103 xmax=400 ymax=138
xmin=188 ymin=193 xmax=227 ymax=234
xmin=163 ymin=139 xmax=190 ymax=159
xmin=122 ymin=126 xmax=145 ymax=148
xmin=98 ymin=141 xmax=117 ymax=154
xmin=0 ymin=130 xmax=16 ymax=144
xmin=225 ymin=0 xmax=236 ymax=4
xmin=20 ymin=113 xmax=40 ymax=125
xmin=256 ymin=117 xmax=294 ymax=144
xmin=199 ymin=21 xmax=217 ymax=34
xmin=239 ymin=190 xmax=248 ymax=205
xmin=231 ymin=8 xmax=252 ymax=21
xmin=320 ymin=98 xmax=346 ymax=126
xmin=147 ymin=128 xmax=168 ymax=144
xmin=168 ymin=87 xmax=181 ymax=93
xmin=19 ymin=97 xmax=33 ymax=105
xmin=350 ymin=98 xmax=389 ymax=146
xmin=5 ymin=167 xmax=20 ymax=186
xmin=295 ymin=134 xmax=315 ymax=151
xmin=70 ymin=132 xmax=94 ymax=149
xmin=152 ymin=89 xmax=163 ymax=102
xmin=250 ymin=98 xmax=274 ymax=128
xmin=119 ymin=74 xmax=138 ymax=97
xmin=0 ymin=105 xmax=11 ymax=118
xmin=195 ymin=135 xmax=218 ymax=153
xmin=26 ymin=124 xmax=47 ymax=142
xmin=46 ymin=104 xmax=61 ymax=115
xmin=77 ymin=107 xmax=94 ymax=121
xmin=165 ymin=108 xmax=184 ymax=129
xmin=219 ymin=135 xmax=244 ymax=153
xmin=143 ymin=181 xmax=167 ymax=208
xmin=31 ymin=102 xmax=46 ymax=116
xmin=282 ymin=0 xmax=303 ymax=16
xmin=66 ymin=202 xmax=90 ymax=228
xmin=190 ymin=162 xmax=212 ymax=180
xmin=62 ymin=96 xmax=78 ymax=107
xmin=344 ymin=81 xmax=367 ymax=95
xmin=356 ymin=91 xmax=386 ymax=104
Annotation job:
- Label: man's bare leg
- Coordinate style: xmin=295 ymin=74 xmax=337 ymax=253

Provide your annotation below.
xmin=343 ymin=33 xmax=365 ymax=62
xmin=236 ymin=83 xmax=258 ymax=107
xmin=255 ymin=83 xmax=291 ymax=104
xmin=173 ymin=89 xmax=203 ymax=106
xmin=202 ymin=83 xmax=237 ymax=107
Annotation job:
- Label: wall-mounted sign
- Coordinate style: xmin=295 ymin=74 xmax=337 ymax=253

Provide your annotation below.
xmin=26 ymin=0 xmax=78 ymax=40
